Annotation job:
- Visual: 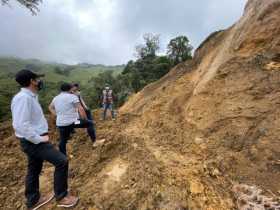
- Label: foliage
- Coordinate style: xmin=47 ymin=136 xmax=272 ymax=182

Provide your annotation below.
xmin=54 ymin=66 xmax=71 ymax=76
xmin=167 ymin=36 xmax=193 ymax=65
xmin=0 ymin=73 xmax=18 ymax=121
xmin=122 ymin=34 xmax=179 ymax=93
xmin=82 ymin=71 xmax=130 ymax=108
xmin=135 ymin=33 xmax=160 ymax=59
xmin=121 ymin=55 xmax=172 ymax=92
xmin=1 ymin=0 xmax=42 ymax=15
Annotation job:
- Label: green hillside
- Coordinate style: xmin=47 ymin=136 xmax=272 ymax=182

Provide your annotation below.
xmin=0 ymin=57 xmax=124 ymax=121
xmin=0 ymin=57 xmax=123 ymax=83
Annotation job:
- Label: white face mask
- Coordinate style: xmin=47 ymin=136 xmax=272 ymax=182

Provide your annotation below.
xmin=74 ymin=91 xmax=81 ymax=96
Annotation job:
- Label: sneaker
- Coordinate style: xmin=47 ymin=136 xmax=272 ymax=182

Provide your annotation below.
xmin=28 ymin=193 xmax=54 ymax=210
xmin=92 ymin=139 xmax=106 ymax=148
xmin=57 ymin=194 xmax=79 ymax=208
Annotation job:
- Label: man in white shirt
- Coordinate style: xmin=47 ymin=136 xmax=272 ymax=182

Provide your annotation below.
xmin=11 ymin=69 xmax=79 ymax=209
xmin=49 ymin=83 xmax=93 ymax=155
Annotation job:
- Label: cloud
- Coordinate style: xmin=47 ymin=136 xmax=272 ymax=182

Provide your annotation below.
xmin=0 ymin=0 xmax=247 ymax=65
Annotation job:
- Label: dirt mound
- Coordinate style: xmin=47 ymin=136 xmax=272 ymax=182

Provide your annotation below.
xmin=1 ymin=0 xmax=280 ymax=209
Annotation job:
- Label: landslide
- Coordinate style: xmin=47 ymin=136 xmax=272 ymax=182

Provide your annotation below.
xmin=1 ymin=0 xmax=280 ymax=209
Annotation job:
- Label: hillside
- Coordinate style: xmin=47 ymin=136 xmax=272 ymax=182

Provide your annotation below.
xmin=0 ymin=57 xmax=124 ymax=121
xmin=0 ymin=0 xmax=280 ymax=209
xmin=0 ymin=57 xmax=124 ymax=83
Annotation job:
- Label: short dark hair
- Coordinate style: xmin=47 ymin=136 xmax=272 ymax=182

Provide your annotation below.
xmin=60 ymin=83 xmax=73 ymax=92
xmin=15 ymin=69 xmax=44 ymax=87
xmin=73 ymin=83 xmax=79 ymax=88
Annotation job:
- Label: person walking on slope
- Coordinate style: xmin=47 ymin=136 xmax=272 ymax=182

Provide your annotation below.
xmin=71 ymin=83 xmax=96 ymax=142
xmin=11 ymin=70 xmax=79 ymax=210
xmin=101 ymin=85 xmax=116 ymax=120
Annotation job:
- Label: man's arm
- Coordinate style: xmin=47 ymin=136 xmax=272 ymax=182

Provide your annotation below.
xmin=48 ymin=102 xmax=56 ymax=116
xmin=79 ymin=95 xmax=88 ymax=110
xmin=77 ymin=103 xmax=87 ymax=120
xmin=72 ymin=95 xmax=87 ymax=120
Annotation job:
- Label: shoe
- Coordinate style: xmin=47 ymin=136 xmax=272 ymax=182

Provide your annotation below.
xmin=93 ymin=139 xmax=106 ymax=148
xmin=57 ymin=194 xmax=79 ymax=208
xmin=28 ymin=192 xmax=54 ymax=210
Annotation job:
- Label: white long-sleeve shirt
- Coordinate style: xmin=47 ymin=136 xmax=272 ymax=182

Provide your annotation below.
xmin=11 ymin=88 xmax=48 ymax=144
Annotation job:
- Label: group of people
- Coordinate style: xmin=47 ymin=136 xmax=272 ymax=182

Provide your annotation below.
xmin=11 ymin=69 xmax=116 ymax=209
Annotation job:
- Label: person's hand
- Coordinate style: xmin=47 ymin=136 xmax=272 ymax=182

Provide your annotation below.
xmin=41 ymin=135 xmax=49 ymax=142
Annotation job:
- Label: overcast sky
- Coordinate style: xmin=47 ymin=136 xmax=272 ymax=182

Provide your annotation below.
xmin=0 ymin=0 xmax=247 ymax=65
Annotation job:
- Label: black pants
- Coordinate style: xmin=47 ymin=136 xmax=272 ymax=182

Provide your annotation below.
xmin=58 ymin=119 xmax=95 ymax=155
xmin=20 ymin=139 xmax=68 ymax=208
xmin=85 ymin=110 xmax=96 ymax=141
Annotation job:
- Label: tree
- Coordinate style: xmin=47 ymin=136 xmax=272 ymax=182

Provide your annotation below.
xmin=135 ymin=33 xmax=160 ymax=59
xmin=167 ymin=36 xmax=193 ymax=65
xmin=122 ymin=60 xmax=134 ymax=75
xmin=1 ymin=0 xmax=42 ymax=15
xmin=152 ymin=56 xmax=172 ymax=79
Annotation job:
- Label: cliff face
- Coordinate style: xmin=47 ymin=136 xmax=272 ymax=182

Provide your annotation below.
xmin=1 ymin=1 xmax=280 ymax=210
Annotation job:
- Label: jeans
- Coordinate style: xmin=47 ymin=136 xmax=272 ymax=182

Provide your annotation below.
xmin=58 ymin=119 xmax=95 ymax=155
xmin=20 ymin=139 xmax=68 ymax=208
xmin=102 ymin=103 xmax=115 ymax=120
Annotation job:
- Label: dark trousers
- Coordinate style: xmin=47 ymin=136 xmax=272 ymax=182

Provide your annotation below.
xmin=58 ymin=119 xmax=95 ymax=155
xmin=20 ymin=139 xmax=68 ymax=208
xmin=85 ymin=109 xmax=96 ymax=141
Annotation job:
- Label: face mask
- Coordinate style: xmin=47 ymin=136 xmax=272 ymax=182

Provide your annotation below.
xmin=76 ymin=91 xmax=81 ymax=96
xmin=37 ymin=80 xmax=44 ymax=91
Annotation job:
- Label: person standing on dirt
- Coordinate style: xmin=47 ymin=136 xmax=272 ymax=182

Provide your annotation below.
xmin=11 ymin=69 xmax=79 ymax=210
xmin=49 ymin=83 xmax=101 ymax=155
xmin=101 ymin=85 xmax=116 ymax=120
xmin=72 ymin=83 xmax=96 ymax=142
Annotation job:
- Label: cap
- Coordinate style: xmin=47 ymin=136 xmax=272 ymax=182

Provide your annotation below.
xmin=15 ymin=69 xmax=44 ymax=87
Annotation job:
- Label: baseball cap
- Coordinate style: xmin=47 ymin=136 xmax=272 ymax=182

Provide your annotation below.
xmin=15 ymin=69 xmax=45 ymax=87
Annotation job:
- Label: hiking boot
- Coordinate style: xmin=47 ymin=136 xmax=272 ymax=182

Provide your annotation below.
xmin=28 ymin=192 xmax=54 ymax=210
xmin=57 ymin=194 xmax=79 ymax=208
